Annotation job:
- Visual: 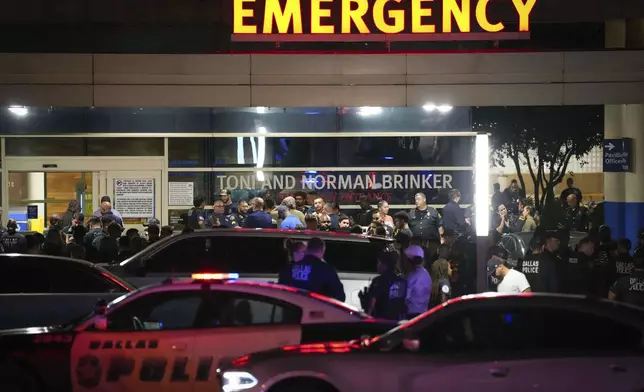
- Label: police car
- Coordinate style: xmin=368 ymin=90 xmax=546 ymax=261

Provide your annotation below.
xmin=218 ymin=293 xmax=644 ymax=392
xmin=0 ymin=273 xmax=394 ymax=392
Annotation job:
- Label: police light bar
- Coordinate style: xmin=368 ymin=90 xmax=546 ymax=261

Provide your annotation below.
xmin=192 ymin=273 xmax=239 ymax=281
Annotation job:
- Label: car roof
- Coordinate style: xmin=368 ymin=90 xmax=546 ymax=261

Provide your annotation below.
xmin=0 ymin=253 xmax=97 ymax=268
xmin=372 ymin=292 xmax=644 ymax=344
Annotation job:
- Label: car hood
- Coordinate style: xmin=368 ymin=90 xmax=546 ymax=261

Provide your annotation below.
xmin=0 ymin=326 xmax=62 ymax=336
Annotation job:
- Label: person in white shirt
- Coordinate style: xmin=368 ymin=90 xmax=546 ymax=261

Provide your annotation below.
xmin=404 ymin=245 xmax=432 ymax=318
xmin=493 ymin=258 xmax=532 ymax=294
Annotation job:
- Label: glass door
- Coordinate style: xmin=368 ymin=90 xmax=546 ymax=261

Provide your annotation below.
xmin=7 ymin=171 xmax=94 ymax=233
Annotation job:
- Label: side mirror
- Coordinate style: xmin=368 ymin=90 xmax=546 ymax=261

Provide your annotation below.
xmin=93 ymin=299 xmax=108 ymax=330
xmin=402 ymin=338 xmax=420 ymax=352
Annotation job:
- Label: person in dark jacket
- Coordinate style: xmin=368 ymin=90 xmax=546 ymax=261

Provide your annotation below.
xmin=243 ymin=197 xmax=273 ymax=229
xmin=62 ymin=199 xmax=81 ymax=229
xmin=408 ymin=192 xmax=443 ymax=245
xmin=442 ymin=189 xmax=467 ymax=236
xmin=278 ymin=237 xmax=345 ymax=302
xmin=1 ymin=219 xmax=27 ymax=253
xmin=186 ymin=196 xmax=206 ymax=230
xmin=363 ymin=250 xmax=407 ymax=320
xmin=525 ymin=231 xmax=560 ymax=293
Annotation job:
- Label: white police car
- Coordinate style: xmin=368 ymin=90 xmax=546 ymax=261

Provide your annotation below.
xmin=218 ymin=293 xmax=644 ymax=392
xmin=0 ymin=273 xmax=394 ymax=392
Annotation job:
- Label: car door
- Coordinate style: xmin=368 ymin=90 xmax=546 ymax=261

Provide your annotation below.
xmin=395 ymin=309 xmax=519 ymax=392
xmin=71 ymin=290 xmax=204 ymax=392
xmin=192 ymin=291 xmax=303 ymax=392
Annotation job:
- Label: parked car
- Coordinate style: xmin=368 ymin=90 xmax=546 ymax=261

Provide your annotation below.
xmin=0 ymin=274 xmax=394 ymax=392
xmin=0 ymin=254 xmax=135 ymax=329
xmin=218 ymin=293 xmax=644 ymax=392
xmin=108 ymin=229 xmax=393 ymax=309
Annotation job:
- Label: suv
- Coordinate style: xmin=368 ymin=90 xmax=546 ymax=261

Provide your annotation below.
xmin=0 ymin=254 xmax=134 ymax=329
xmin=113 ymin=229 xmax=393 ymax=309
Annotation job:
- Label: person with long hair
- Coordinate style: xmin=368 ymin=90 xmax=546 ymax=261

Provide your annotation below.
xmin=377 ymin=200 xmax=394 ymax=228
xmin=430 ymin=258 xmax=453 ymax=306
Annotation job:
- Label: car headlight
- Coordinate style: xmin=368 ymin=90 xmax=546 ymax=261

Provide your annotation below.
xmin=222 ymin=371 xmax=259 ymax=392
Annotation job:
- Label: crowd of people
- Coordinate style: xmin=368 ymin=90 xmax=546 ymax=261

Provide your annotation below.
xmin=0 ymin=197 xmax=172 ymax=262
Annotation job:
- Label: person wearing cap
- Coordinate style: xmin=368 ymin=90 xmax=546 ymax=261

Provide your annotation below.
xmin=495 ymin=258 xmax=531 ymax=294
xmin=362 ymin=250 xmax=407 ymax=320
xmin=1 ymin=219 xmax=27 ymax=253
xmin=486 ymin=245 xmax=510 ymax=292
xmin=609 ymin=254 xmax=644 ymax=308
xmin=278 ymin=206 xmax=302 ymax=230
xmin=219 ymin=188 xmax=236 ymax=215
xmin=271 ymin=196 xmax=305 ymax=227
xmin=404 ymin=245 xmax=432 ymax=319
xmin=92 ymin=196 xmax=122 ymax=221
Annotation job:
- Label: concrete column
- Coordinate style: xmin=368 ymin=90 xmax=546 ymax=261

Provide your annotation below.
xmin=27 ymin=173 xmax=46 ymax=224
xmin=603 ymin=105 xmax=626 ymax=238
xmin=623 ymin=104 xmax=644 ymax=245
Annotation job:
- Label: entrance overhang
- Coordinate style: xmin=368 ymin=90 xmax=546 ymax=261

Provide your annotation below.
xmin=0 ymin=51 xmax=642 ymax=107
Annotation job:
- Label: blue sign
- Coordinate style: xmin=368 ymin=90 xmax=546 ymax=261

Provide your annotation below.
xmin=603 ymin=138 xmax=633 ymax=173
xmin=27 ymin=205 xmax=39 ymax=219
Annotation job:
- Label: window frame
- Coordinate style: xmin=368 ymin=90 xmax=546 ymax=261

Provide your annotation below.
xmin=106 ymin=290 xmax=208 ymax=332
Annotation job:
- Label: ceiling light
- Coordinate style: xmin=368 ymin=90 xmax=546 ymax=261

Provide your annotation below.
xmin=256 ymin=107 xmax=267 ymax=114
xmin=423 ymin=104 xmax=437 ymax=112
xmin=8 ymin=105 xmax=28 ymax=117
xmin=357 ymin=107 xmax=383 ymax=117
xmin=437 ymin=105 xmax=453 ymax=113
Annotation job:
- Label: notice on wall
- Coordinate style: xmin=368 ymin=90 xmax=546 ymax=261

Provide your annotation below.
xmin=114 ymin=179 xmax=155 ymax=218
xmin=169 ymin=182 xmax=194 ymax=206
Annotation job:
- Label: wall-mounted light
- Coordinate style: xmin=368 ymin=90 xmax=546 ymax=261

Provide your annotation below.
xmin=8 ymin=105 xmax=28 ymax=117
xmin=357 ymin=107 xmax=383 ymax=117
xmin=423 ymin=104 xmax=453 ymax=113
xmin=475 ymin=133 xmax=490 ymax=236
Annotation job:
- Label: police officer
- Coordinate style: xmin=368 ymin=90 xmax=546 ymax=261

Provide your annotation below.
xmin=1 ymin=219 xmax=27 ymax=253
xmin=277 ymin=237 xmax=345 ymax=302
xmin=208 ymin=199 xmax=236 ymax=228
xmin=363 ymin=250 xmax=407 ymax=320
xmin=609 ymin=255 xmax=644 ymax=308
xmin=521 ymin=232 xmax=559 ymax=293
xmin=408 ymin=193 xmax=443 ymax=247
xmin=557 ymin=236 xmax=594 ymax=295
xmin=186 ymin=196 xmax=206 ymax=230
xmin=442 ymin=189 xmax=467 ymax=236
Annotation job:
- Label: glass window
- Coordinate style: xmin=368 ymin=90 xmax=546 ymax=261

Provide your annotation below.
xmin=0 ymin=257 xmax=53 ymax=293
xmin=49 ymin=264 xmax=128 ymax=294
xmin=86 ymin=138 xmax=164 ymax=156
xmin=168 ymin=136 xmax=474 ymax=168
xmin=107 ymin=291 xmax=204 ymax=331
xmin=217 ymin=237 xmax=289 ymax=274
xmin=417 ymin=307 xmax=643 ymax=354
xmin=204 ymin=292 xmax=301 ymax=327
xmin=142 ymin=236 xmax=213 ymax=274
xmin=324 ymin=240 xmax=385 ymax=274
xmin=5 ymin=138 xmax=85 ymax=156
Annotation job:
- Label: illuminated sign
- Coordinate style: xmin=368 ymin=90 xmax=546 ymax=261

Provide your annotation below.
xmin=233 ymin=0 xmax=535 ymax=41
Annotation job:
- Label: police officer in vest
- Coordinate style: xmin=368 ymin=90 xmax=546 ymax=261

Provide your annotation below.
xmin=522 ymin=232 xmax=559 ymax=293
xmin=408 ymin=193 xmax=443 ymax=248
xmin=1 ymin=219 xmax=27 ymax=253
xmin=557 ymin=236 xmax=594 ymax=295
xmin=363 ymin=250 xmax=407 ymax=321
xmin=609 ymin=255 xmax=644 ymax=308
xmin=186 ymin=196 xmax=206 ymax=230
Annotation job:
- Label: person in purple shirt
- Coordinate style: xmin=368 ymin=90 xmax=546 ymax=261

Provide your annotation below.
xmin=243 ymin=197 xmax=273 ymax=229
xmin=92 ymin=196 xmax=122 ymax=221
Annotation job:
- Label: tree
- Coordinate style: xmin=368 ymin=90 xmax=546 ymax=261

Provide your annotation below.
xmin=475 ymin=106 xmax=603 ymax=218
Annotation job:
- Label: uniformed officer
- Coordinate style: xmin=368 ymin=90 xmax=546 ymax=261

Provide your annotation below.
xmin=186 ymin=196 xmax=206 ymax=230
xmin=277 ymin=237 xmax=345 ymax=302
xmin=208 ymin=200 xmax=235 ymax=228
xmin=557 ymin=236 xmax=594 ymax=295
xmin=1 ymin=219 xmax=27 ymax=253
xmin=364 ymin=250 xmax=407 ymax=320
xmin=408 ymin=193 xmax=443 ymax=247
xmin=522 ymin=232 xmax=559 ymax=293
xmin=609 ymin=255 xmax=644 ymax=308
